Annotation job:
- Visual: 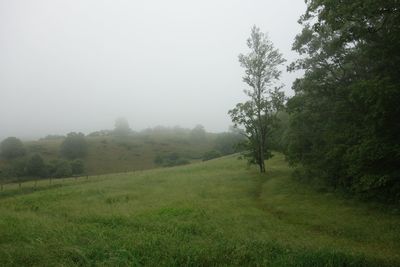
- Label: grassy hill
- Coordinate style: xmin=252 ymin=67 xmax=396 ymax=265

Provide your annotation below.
xmin=0 ymin=154 xmax=399 ymax=266
xmin=0 ymin=133 xmax=217 ymax=179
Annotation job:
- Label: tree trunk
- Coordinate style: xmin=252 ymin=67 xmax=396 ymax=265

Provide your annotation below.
xmin=259 ymin=147 xmax=265 ymax=173
xmin=259 ymin=153 xmax=266 ymax=173
xmin=257 ymin=103 xmax=266 ymax=173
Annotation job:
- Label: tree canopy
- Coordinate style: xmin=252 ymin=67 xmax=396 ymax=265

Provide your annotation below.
xmin=0 ymin=137 xmax=25 ymax=159
xmin=114 ymin=117 xmax=132 ymax=136
xmin=285 ymin=0 xmax=400 ymax=201
xmin=60 ymin=132 xmax=88 ymax=159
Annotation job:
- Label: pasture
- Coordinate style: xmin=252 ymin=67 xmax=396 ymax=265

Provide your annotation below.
xmin=0 ymin=154 xmax=399 ymax=266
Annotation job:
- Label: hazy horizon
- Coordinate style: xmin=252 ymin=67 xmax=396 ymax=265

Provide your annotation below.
xmin=0 ymin=0 xmax=306 ymax=141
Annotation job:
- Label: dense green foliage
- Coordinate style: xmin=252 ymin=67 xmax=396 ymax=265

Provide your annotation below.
xmin=213 ymin=132 xmax=245 ymax=155
xmin=51 ymin=159 xmax=73 ymax=178
xmin=268 ymin=111 xmax=290 ymax=152
xmin=25 ymin=154 xmax=46 ymax=177
xmin=154 ymin=152 xmax=190 ymax=167
xmin=0 ymin=156 xmax=85 ymax=182
xmin=60 ymin=132 xmax=88 ymax=159
xmin=202 ymin=150 xmax=221 ymax=161
xmin=229 ymin=26 xmax=285 ymax=173
xmin=70 ymin=159 xmax=85 ymax=175
xmin=0 ymin=137 xmax=25 ymax=159
xmin=285 ymin=0 xmax=400 ymax=202
xmin=0 ymin=154 xmax=398 ymax=266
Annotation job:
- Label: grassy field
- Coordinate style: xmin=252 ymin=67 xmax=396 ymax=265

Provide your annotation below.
xmin=0 ymin=134 xmax=216 ymax=177
xmin=0 ymin=153 xmax=399 ymax=266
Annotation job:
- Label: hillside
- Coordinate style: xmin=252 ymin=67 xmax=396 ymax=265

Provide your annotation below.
xmin=0 ymin=133 xmax=218 ymax=178
xmin=0 ymin=153 xmax=399 ymax=266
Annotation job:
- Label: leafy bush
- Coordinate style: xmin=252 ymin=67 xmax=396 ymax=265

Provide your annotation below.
xmin=46 ymin=160 xmax=72 ymax=178
xmin=0 ymin=137 xmax=25 ymax=159
xmin=202 ymin=150 xmax=222 ymax=161
xmin=70 ymin=159 xmax=84 ymax=175
xmin=154 ymin=153 xmax=190 ymax=167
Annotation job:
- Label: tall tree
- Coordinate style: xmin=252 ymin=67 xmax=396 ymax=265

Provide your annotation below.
xmin=60 ymin=132 xmax=88 ymax=159
xmin=229 ymin=26 xmax=285 ymax=173
xmin=286 ymin=0 xmax=400 ymax=201
xmin=0 ymin=137 xmax=25 ymax=159
xmin=114 ymin=117 xmax=132 ymax=136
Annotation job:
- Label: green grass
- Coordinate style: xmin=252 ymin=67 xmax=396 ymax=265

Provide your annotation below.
xmin=0 ymin=153 xmax=399 ymax=266
xmin=0 ymin=134 xmax=216 ymax=177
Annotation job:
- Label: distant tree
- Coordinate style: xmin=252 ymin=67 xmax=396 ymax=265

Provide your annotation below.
xmin=25 ymin=154 xmax=46 ymax=177
xmin=52 ymin=160 xmax=72 ymax=178
xmin=0 ymin=137 xmax=25 ymax=159
xmin=40 ymin=135 xmax=65 ymax=141
xmin=70 ymin=159 xmax=84 ymax=175
xmin=190 ymin=125 xmax=206 ymax=142
xmin=60 ymin=132 xmax=88 ymax=159
xmin=172 ymin=126 xmax=189 ymax=136
xmin=8 ymin=159 xmax=27 ymax=179
xmin=229 ymin=26 xmax=285 ymax=173
xmin=214 ymin=132 xmax=245 ymax=155
xmin=87 ymin=130 xmax=113 ymax=137
xmin=114 ymin=117 xmax=131 ymax=136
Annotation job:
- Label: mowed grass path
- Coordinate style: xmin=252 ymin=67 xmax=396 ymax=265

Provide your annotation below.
xmin=0 ymin=154 xmax=399 ymax=266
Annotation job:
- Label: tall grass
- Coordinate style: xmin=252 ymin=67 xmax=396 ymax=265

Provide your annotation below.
xmin=0 ymin=154 xmax=399 ymax=266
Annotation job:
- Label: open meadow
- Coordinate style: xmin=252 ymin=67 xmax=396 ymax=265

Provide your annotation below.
xmin=1 ymin=153 xmax=399 ymax=266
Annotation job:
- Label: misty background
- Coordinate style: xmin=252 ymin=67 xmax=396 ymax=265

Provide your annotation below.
xmin=0 ymin=0 xmax=306 ymax=140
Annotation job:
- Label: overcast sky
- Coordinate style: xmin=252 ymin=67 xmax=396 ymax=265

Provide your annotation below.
xmin=0 ymin=0 xmax=306 ymax=140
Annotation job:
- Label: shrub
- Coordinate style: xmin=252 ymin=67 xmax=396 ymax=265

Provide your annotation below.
xmin=202 ymin=150 xmax=222 ymax=161
xmin=70 ymin=159 xmax=84 ymax=175
xmin=154 ymin=153 xmax=190 ymax=167
xmin=47 ymin=160 xmax=72 ymax=178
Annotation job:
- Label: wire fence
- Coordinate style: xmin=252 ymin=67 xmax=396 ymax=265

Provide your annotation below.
xmin=0 ymin=170 xmax=140 ymax=194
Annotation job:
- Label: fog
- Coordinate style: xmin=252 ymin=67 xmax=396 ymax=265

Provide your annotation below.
xmin=0 ymin=0 xmax=306 ymax=140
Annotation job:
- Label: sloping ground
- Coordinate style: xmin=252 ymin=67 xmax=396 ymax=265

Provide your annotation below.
xmin=0 ymin=134 xmax=215 ymax=177
xmin=0 ymin=154 xmax=399 ymax=266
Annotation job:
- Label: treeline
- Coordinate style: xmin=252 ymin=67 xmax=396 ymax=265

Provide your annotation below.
xmin=282 ymin=0 xmax=400 ymax=202
xmin=153 ymin=131 xmax=245 ymax=167
xmin=0 ymin=124 xmax=246 ymax=181
xmin=0 ymin=133 xmax=87 ymax=182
